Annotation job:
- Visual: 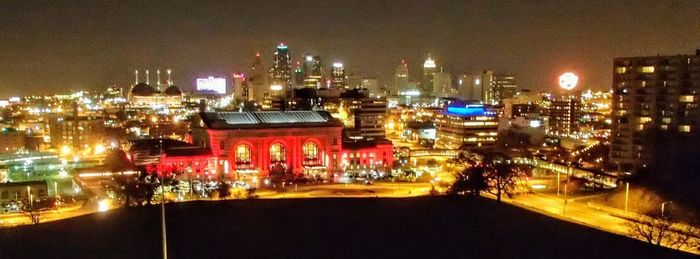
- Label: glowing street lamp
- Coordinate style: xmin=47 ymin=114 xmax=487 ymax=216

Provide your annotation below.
xmin=559 ymin=72 xmax=579 ymax=90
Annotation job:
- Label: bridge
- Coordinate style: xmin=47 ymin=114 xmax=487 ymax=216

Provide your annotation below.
xmin=407 ymin=149 xmax=460 ymax=158
xmin=512 ymin=157 xmax=618 ymax=188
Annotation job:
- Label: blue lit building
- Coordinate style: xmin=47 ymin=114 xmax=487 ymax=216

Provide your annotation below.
xmin=435 ymin=102 xmax=499 ymax=150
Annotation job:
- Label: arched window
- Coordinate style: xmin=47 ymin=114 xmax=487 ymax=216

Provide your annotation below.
xmin=235 ymin=145 xmax=251 ymax=164
xmin=303 ymin=142 xmax=319 ymax=161
xmin=270 ymin=143 xmax=286 ymax=163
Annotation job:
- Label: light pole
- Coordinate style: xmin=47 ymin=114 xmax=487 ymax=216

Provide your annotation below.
xmin=556 ymin=170 xmax=560 ymax=196
xmin=661 ymin=201 xmax=672 ymax=217
xmin=624 ymin=182 xmax=629 ymax=212
xmin=159 ymin=139 xmax=167 ymax=259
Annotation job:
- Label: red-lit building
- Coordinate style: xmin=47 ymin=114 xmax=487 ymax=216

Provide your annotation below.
xmin=191 ymin=110 xmax=393 ymax=181
xmin=193 ymin=111 xmax=342 ymax=181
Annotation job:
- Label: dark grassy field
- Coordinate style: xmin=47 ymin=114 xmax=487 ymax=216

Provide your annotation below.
xmin=0 ymin=197 xmax=692 ymax=259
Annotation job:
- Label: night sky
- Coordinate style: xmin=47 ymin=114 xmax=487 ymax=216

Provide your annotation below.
xmin=1 ymin=0 xmax=700 ymax=96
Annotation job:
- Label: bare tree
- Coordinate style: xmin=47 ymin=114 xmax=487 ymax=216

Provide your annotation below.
xmin=485 ymin=163 xmax=526 ymax=202
xmin=627 ymin=212 xmax=700 ymax=251
xmin=627 ymin=212 xmax=673 ymax=246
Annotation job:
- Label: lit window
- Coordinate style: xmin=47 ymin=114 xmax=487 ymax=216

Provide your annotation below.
xmin=303 ymin=142 xmax=319 ymax=161
xmin=640 ymin=66 xmax=655 ymax=73
xmin=679 ymin=95 xmax=694 ymax=103
xmin=270 ymin=143 xmax=286 ymax=162
xmin=614 ymin=67 xmax=628 ymax=74
xmin=679 ymin=125 xmax=691 ymax=133
xmin=235 ymin=145 xmax=251 ymax=164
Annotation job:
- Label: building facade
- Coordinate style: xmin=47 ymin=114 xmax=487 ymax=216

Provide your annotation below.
xmin=547 ymin=97 xmax=581 ymax=137
xmin=611 ymin=50 xmax=700 ymax=172
xmin=435 ymin=103 xmax=498 ymax=150
xmin=193 ymin=111 xmax=344 ymax=180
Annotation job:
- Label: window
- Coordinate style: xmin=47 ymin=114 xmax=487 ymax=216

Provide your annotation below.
xmin=235 ymin=145 xmax=251 ymax=164
xmin=270 ymin=143 xmax=286 ymax=163
xmin=615 ymin=67 xmax=628 ymax=74
xmin=640 ymin=66 xmax=655 ymax=73
xmin=679 ymin=125 xmax=691 ymax=133
xmin=303 ymin=142 xmax=319 ymax=161
xmin=679 ymin=95 xmax=694 ymax=103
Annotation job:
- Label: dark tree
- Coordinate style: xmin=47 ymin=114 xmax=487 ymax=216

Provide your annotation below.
xmin=485 ymin=163 xmax=526 ymax=202
xmin=217 ymin=181 xmax=231 ymax=199
xmin=448 ymin=166 xmax=488 ymax=197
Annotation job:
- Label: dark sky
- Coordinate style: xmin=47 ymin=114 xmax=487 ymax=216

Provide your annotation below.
xmin=1 ymin=0 xmax=700 ymax=96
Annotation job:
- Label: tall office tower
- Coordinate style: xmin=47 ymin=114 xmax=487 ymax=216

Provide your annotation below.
xmin=458 ymin=74 xmax=483 ymax=101
xmin=611 ymin=50 xmax=700 ymax=174
xmin=422 ymin=56 xmax=437 ymax=96
xmin=249 ymin=53 xmax=267 ymax=102
xmin=361 ymin=78 xmax=381 ymax=96
xmin=303 ymin=55 xmax=323 ymax=88
xmin=547 ymin=96 xmax=581 ymax=137
xmin=269 ymin=43 xmax=292 ymax=89
xmin=394 ymin=60 xmax=409 ymax=93
xmin=294 ymin=62 xmax=304 ymax=87
xmin=330 ymin=62 xmax=347 ymax=90
xmin=492 ymin=74 xmax=518 ymax=103
xmin=433 ymin=70 xmax=453 ymax=97
xmin=481 ymin=70 xmax=495 ymax=103
xmin=340 ymin=89 xmax=388 ymax=139
xmin=232 ymin=73 xmax=246 ymax=101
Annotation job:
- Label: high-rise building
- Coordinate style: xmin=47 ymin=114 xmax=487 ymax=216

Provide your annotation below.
xmin=361 ymin=78 xmax=381 ymax=97
xmin=458 ymin=74 xmax=483 ymax=101
xmin=330 ymin=62 xmax=347 ymax=90
xmin=394 ymin=60 xmax=409 ymax=94
xmin=294 ymin=62 xmax=304 ymax=87
xmin=483 ymin=72 xmax=517 ymax=105
xmin=422 ymin=56 xmax=437 ymax=96
xmin=340 ymin=89 xmax=387 ymax=140
xmin=249 ymin=53 xmax=267 ymax=102
xmin=610 ymin=50 xmax=700 ymax=173
xmin=433 ymin=70 xmax=452 ymax=97
xmin=302 ymin=55 xmax=323 ymax=89
xmin=269 ymin=43 xmax=292 ymax=89
xmin=547 ymin=96 xmax=581 ymax=137
xmin=232 ymin=73 xmax=247 ymax=102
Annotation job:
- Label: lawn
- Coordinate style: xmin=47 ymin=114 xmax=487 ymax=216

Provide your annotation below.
xmin=0 ymin=197 xmax=691 ymax=258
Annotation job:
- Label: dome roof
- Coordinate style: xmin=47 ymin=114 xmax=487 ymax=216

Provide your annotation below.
xmin=164 ymin=85 xmax=182 ymax=96
xmin=131 ymin=83 xmax=156 ymax=96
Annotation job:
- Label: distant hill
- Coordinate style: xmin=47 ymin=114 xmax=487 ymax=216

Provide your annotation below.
xmin=0 ymin=197 xmax=692 ymax=258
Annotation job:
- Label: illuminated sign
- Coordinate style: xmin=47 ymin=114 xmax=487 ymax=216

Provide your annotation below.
xmin=196 ymin=76 xmax=227 ymax=94
xmin=446 ymin=104 xmax=489 ymax=116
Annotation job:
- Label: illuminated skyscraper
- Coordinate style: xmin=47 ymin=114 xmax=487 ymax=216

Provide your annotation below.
xmin=294 ymin=61 xmax=304 ymax=87
xmin=482 ymin=70 xmax=517 ymax=105
xmin=422 ymin=56 xmax=437 ymax=96
xmin=394 ymin=60 xmax=409 ymax=93
xmin=269 ymin=43 xmax=292 ymax=89
xmin=249 ymin=52 xmax=267 ymax=102
xmin=458 ymin=74 xmax=483 ymax=101
xmin=433 ymin=70 xmax=453 ymax=98
xmin=330 ymin=62 xmax=347 ymax=90
xmin=303 ymin=55 xmax=323 ymax=88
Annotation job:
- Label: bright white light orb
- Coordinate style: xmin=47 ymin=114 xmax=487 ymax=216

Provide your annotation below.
xmin=559 ymin=72 xmax=579 ymax=90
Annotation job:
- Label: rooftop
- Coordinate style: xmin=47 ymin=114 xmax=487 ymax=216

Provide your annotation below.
xmin=199 ymin=110 xmax=341 ymax=129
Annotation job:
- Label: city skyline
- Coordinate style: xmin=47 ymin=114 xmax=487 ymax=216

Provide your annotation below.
xmin=2 ymin=0 xmax=700 ymax=96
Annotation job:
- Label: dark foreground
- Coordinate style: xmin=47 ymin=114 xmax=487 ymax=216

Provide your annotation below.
xmin=0 ymin=197 xmax=692 ymax=259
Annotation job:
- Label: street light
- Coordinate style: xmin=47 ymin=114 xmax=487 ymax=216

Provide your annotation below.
xmin=661 ymin=201 xmax=672 ymax=217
